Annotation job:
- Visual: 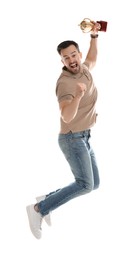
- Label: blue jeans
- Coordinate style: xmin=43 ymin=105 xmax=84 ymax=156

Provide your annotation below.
xmin=38 ymin=130 xmax=100 ymax=216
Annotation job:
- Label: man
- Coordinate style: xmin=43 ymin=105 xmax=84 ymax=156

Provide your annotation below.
xmin=26 ymin=23 xmax=100 ymax=239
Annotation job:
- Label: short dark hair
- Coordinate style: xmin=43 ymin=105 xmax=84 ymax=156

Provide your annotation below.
xmin=57 ymin=40 xmax=80 ymax=55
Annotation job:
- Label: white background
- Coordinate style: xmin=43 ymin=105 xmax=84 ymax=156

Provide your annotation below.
xmin=0 ymin=0 xmax=135 ymax=259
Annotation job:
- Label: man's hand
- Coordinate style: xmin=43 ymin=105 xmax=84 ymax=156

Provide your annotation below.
xmin=76 ymin=83 xmax=87 ymax=99
xmin=91 ymin=22 xmax=101 ymax=34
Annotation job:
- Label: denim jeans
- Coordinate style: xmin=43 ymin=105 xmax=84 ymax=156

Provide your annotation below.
xmin=38 ymin=130 xmax=100 ymax=216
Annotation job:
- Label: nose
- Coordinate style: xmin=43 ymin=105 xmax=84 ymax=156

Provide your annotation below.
xmin=69 ymin=56 xmax=74 ymax=63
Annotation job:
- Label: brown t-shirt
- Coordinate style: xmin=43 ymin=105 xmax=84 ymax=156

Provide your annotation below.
xmin=56 ymin=63 xmax=98 ymax=133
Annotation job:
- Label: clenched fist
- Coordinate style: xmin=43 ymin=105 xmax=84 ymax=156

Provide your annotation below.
xmin=76 ymin=83 xmax=87 ymax=99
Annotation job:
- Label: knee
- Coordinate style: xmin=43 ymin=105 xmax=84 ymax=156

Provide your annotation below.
xmin=84 ymin=183 xmax=94 ymax=193
xmin=77 ymin=180 xmax=94 ymax=193
xmin=81 ymin=179 xmax=100 ymax=193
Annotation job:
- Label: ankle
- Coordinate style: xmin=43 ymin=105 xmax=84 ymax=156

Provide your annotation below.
xmin=34 ymin=204 xmax=40 ymax=212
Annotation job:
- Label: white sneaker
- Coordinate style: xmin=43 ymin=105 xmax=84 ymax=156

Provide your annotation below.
xmin=36 ymin=195 xmax=52 ymax=226
xmin=26 ymin=204 xmax=43 ymax=239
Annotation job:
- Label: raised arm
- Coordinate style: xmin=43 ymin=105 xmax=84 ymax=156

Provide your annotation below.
xmin=85 ymin=22 xmax=100 ymax=70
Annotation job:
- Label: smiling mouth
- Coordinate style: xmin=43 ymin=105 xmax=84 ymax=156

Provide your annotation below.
xmin=70 ymin=63 xmax=77 ymax=68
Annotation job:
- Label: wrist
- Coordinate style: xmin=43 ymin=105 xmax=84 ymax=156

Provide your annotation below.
xmin=90 ymin=34 xmax=98 ymax=39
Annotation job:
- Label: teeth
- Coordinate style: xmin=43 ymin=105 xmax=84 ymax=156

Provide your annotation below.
xmin=71 ymin=63 xmax=76 ymax=68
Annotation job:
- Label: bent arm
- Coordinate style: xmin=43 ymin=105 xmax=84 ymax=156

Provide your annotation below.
xmin=59 ymin=96 xmax=81 ymax=123
xmin=59 ymin=83 xmax=86 ymax=123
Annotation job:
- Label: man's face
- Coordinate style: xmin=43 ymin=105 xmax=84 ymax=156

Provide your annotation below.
xmin=60 ymin=45 xmax=82 ymax=74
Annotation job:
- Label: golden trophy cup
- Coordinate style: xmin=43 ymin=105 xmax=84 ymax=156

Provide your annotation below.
xmin=79 ymin=18 xmax=107 ymax=33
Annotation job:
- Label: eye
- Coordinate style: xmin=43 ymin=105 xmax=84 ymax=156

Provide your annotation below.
xmin=64 ymin=57 xmax=69 ymax=61
xmin=72 ymin=54 xmax=76 ymax=58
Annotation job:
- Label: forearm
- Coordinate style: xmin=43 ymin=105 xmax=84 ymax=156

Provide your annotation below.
xmin=61 ymin=96 xmax=81 ymax=123
xmin=85 ymin=36 xmax=98 ymax=65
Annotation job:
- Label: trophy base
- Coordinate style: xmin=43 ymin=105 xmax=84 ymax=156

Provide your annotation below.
xmin=97 ymin=21 xmax=107 ymax=32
